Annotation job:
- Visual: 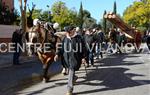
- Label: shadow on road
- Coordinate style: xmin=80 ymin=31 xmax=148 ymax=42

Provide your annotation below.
xmin=15 ymin=54 xmax=150 ymax=95
xmin=75 ymin=54 xmax=150 ymax=94
xmin=94 ymin=54 xmax=142 ymax=66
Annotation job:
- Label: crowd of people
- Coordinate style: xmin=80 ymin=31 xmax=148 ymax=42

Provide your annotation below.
xmin=11 ymin=19 xmax=150 ymax=95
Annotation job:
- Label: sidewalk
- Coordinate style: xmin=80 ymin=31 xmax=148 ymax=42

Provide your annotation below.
xmin=0 ymin=53 xmax=62 ymax=95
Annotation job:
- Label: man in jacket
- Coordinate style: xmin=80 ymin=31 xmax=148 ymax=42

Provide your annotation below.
xmin=54 ymin=26 xmax=86 ymax=95
xmin=84 ymin=28 xmax=95 ymax=67
xmin=12 ymin=28 xmax=23 ymax=65
xmin=94 ymin=28 xmax=105 ymax=59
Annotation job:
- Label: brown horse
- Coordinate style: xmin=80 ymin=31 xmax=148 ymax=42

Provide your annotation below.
xmin=23 ymin=22 xmax=64 ymax=82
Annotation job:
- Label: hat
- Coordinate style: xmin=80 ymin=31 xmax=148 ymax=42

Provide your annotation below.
xmin=64 ymin=26 xmax=75 ymax=32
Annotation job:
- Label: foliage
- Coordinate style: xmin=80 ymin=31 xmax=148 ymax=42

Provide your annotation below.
xmin=51 ymin=1 xmax=78 ymax=28
xmin=40 ymin=11 xmax=52 ymax=22
xmin=112 ymin=1 xmax=117 ymax=28
xmin=29 ymin=9 xmax=42 ymax=19
xmin=51 ymin=1 xmax=97 ymax=29
xmin=26 ymin=3 xmax=36 ymax=27
xmin=100 ymin=18 xmax=112 ymax=33
xmin=103 ymin=10 xmax=107 ymax=33
xmin=25 ymin=1 xmax=97 ymax=29
xmin=113 ymin=1 xmax=117 ymax=14
xmin=78 ymin=2 xmax=84 ymax=29
xmin=26 ymin=9 xmax=52 ymax=22
xmin=0 ymin=1 xmax=20 ymax=25
xmin=82 ymin=10 xmax=97 ymax=28
xmin=123 ymin=0 xmax=150 ymax=30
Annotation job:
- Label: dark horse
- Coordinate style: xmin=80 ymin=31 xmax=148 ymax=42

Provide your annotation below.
xmin=23 ymin=22 xmax=65 ymax=82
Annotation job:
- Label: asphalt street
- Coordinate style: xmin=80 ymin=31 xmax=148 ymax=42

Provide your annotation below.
xmin=17 ymin=53 xmax=150 ymax=95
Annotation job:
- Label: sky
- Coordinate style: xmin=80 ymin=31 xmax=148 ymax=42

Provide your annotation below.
xmin=14 ymin=0 xmax=134 ymax=22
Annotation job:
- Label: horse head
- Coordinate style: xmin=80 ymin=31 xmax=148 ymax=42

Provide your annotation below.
xmin=22 ymin=24 xmax=45 ymax=57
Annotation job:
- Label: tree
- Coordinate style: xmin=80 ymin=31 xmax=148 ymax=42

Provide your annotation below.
xmin=113 ymin=1 xmax=117 ymax=14
xmin=82 ymin=10 xmax=97 ymax=28
xmin=78 ymin=2 xmax=84 ymax=29
xmin=26 ymin=9 xmax=52 ymax=24
xmin=40 ymin=10 xmax=52 ymax=22
xmin=51 ymin=1 xmax=78 ymax=28
xmin=18 ymin=0 xmax=27 ymax=32
xmin=12 ymin=9 xmax=20 ymax=25
xmin=112 ymin=1 xmax=117 ymax=28
xmin=123 ymin=0 xmax=150 ymax=30
xmin=27 ymin=2 xmax=36 ymax=28
xmin=26 ymin=9 xmax=41 ymax=20
xmin=83 ymin=17 xmax=97 ymax=29
xmin=0 ymin=1 xmax=19 ymax=25
xmin=103 ymin=10 xmax=107 ymax=33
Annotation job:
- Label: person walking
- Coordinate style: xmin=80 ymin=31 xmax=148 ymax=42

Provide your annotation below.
xmin=54 ymin=26 xmax=86 ymax=95
xmin=84 ymin=28 xmax=95 ymax=67
xmin=12 ymin=28 xmax=23 ymax=65
xmin=94 ymin=28 xmax=105 ymax=59
xmin=108 ymin=28 xmax=118 ymax=53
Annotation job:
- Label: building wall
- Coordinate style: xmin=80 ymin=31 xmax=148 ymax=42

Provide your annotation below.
xmin=1 ymin=0 xmax=14 ymax=10
xmin=0 ymin=25 xmax=19 ymax=43
xmin=0 ymin=0 xmax=17 ymax=43
xmin=0 ymin=38 xmax=11 ymax=43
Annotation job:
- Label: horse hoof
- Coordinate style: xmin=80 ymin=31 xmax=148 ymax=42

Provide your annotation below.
xmin=42 ymin=78 xmax=50 ymax=83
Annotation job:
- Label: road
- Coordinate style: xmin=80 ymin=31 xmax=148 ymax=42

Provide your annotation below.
xmin=0 ymin=53 xmax=62 ymax=95
xmin=17 ymin=53 xmax=150 ymax=95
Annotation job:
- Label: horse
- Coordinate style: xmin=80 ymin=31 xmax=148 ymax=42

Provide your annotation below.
xmin=22 ymin=22 xmax=66 ymax=82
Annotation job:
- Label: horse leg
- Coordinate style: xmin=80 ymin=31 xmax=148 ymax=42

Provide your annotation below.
xmin=40 ymin=53 xmax=55 ymax=83
xmin=42 ymin=63 xmax=50 ymax=83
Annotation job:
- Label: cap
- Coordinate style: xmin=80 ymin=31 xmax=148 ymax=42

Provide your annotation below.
xmin=64 ymin=26 xmax=75 ymax=32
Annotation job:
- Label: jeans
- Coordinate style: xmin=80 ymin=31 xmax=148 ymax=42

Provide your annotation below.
xmin=86 ymin=51 xmax=94 ymax=66
xmin=95 ymin=43 xmax=103 ymax=58
xmin=67 ymin=68 xmax=75 ymax=92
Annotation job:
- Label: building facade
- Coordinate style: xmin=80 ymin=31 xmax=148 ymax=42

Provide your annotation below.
xmin=1 ymin=0 xmax=14 ymax=10
xmin=0 ymin=0 xmax=16 ymax=42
